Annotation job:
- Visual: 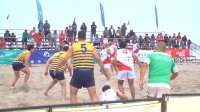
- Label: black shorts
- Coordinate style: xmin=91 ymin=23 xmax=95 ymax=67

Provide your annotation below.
xmin=49 ymin=70 xmax=65 ymax=80
xmin=12 ymin=62 xmax=25 ymax=71
xmin=70 ymin=68 xmax=95 ymax=89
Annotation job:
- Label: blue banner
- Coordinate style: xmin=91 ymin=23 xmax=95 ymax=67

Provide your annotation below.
xmin=99 ymin=2 xmax=105 ymax=28
xmin=36 ymin=0 xmax=43 ymax=22
xmin=155 ymin=5 xmax=159 ymax=30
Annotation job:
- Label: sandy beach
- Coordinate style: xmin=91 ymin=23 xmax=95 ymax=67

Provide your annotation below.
xmin=0 ymin=63 xmax=200 ymax=109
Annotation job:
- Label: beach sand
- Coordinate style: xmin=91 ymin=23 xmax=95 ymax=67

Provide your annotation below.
xmin=0 ymin=63 xmax=200 ymax=109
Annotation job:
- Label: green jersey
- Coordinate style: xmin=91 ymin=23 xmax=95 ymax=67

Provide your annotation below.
xmin=144 ymin=52 xmax=178 ymax=85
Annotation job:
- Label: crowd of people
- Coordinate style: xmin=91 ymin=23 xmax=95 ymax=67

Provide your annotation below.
xmin=0 ymin=20 xmax=192 ymax=50
xmin=11 ymin=31 xmax=179 ymax=103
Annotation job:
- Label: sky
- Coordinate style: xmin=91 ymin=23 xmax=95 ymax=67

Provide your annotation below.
xmin=0 ymin=0 xmax=200 ymax=44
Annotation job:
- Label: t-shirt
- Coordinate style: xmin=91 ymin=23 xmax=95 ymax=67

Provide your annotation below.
xmin=99 ymin=89 xmax=119 ymax=101
xmin=14 ymin=50 xmax=30 ymax=63
xmin=144 ymin=52 xmax=178 ymax=85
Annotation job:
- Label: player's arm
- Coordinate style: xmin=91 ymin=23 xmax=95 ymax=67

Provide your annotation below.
xmin=113 ymin=45 xmax=117 ymax=51
xmin=115 ymin=89 xmax=128 ymax=100
xmin=171 ymin=64 xmax=179 ymax=80
xmin=24 ymin=52 xmax=31 ymax=68
xmin=66 ymin=59 xmax=73 ymax=77
xmin=57 ymin=47 xmax=73 ymax=70
xmin=113 ymin=53 xmax=118 ymax=67
xmin=44 ymin=56 xmax=54 ymax=76
xmin=132 ymin=52 xmax=141 ymax=68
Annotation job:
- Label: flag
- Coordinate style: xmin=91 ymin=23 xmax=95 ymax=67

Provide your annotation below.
xmin=74 ymin=16 xmax=76 ymax=22
xmin=6 ymin=14 xmax=9 ymax=20
xmin=99 ymin=2 xmax=105 ymax=28
xmin=127 ymin=20 xmax=130 ymax=26
xmin=36 ymin=0 xmax=43 ymax=22
xmin=155 ymin=5 xmax=159 ymax=29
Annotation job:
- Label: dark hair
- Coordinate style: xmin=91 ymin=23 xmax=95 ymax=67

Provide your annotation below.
xmin=63 ymin=40 xmax=69 ymax=45
xmin=102 ymin=85 xmax=111 ymax=92
xmin=62 ymin=45 xmax=69 ymax=51
xmin=27 ymin=45 xmax=34 ymax=51
xmin=108 ymin=39 xmax=113 ymax=42
xmin=78 ymin=31 xmax=86 ymax=40
xmin=119 ymin=41 xmax=127 ymax=48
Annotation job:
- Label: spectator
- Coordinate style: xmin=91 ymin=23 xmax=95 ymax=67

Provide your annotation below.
xmin=127 ymin=30 xmax=137 ymax=44
xmin=46 ymin=31 xmax=52 ymax=48
xmin=34 ymin=32 xmax=43 ymax=48
xmin=93 ymin=34 xmax=100 ymax=48
xmin=64 ymin=26 xmax=68 ymax=38
xmin=144 ymin=34 xmax=150 ymax=49
xmin=109 ymin=25 xmax=115 ymax=39
xmin=37 ymin=20 xmax=44 ymax=33
xmin=121 ymin=23 xmax=127 ymax=36
xmin=80 ymin=22 xmax=87 ymax=32
xmin=22 ymin=29 xmax=30 ymax=48
xmin=91 ymin=21 xmax=97 ymax=42
xmin=138 ymin=35 xmax=143 ymax=49
xmin=99 ymin=85 xmax=128 ymax=101
xmin=72 ymin=21 xmax=77 ymax=38
xmin=43 ymin=20 xmax=50 ymax=41
xmin=172 ymin=33 xmax=177 ymax=49
xmin=168 ymin=36 xmax=172 ymax=48
xmin=29 ymin=27 xmax=36 ymax=45
xmin=59 ymin=30 xmax=66 ymax=44
xmin=158 ymin=33 xmax=164 ymax=42
xmin=10 ymin=33 xmax=16 ymax=45
xmin=187 ymin=39 xmax=191 ymax=49
xmin=150 ymin=34 xmax=155 ymax=49
xmin=67 ymin=26 xmax=74 ymax=44
xmin=182 ymin=35 xmax=187 ymax=49
xmin=164 ymin=34 xmax=169 ymax=46
xmin=4 ymin=30 xmax=10 ymax=42
xmin=177 ymin=32 xmax=181 ymax=48
xmin=51 ymin=30 xmax=58 ymax=49
xmin=0 ymin=37 xmax=6 ymax=49
xmin=103 ymin=27 xmax=109 ymax=38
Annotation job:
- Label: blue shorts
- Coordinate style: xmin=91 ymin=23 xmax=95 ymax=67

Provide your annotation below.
xmin=70 ymin=68 xmax=95 ymax=89
xmin=12 ymin=62 xmax=25 ymax=71
xmin=49 ymin=70 xmax=65 ymax=80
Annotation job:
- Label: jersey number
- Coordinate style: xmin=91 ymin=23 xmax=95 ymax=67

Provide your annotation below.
xmin=81 ymin=44 xmax=87 ymax=53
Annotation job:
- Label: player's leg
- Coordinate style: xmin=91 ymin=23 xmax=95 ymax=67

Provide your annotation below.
xmin=127 ymin=71 xmax=136 ymax=99
xmin=11 ymin=62 xmax=23 ymax=87
xmin=20 ymin=67 xmax=30 ymax=83
xmin=87 ymin=86 xmax=99 ymax=102
xmin=44 ymin=79 xmax=58 ymax=96
xmin=59 ymin=79 xmax=67 ymax=102
xmin=117 ymin=71 xmax=126 ymax=93
xmin=70 ymin=85 xmax=79 ymax=103
xmin=11 ymin=71 xmax=20 ymax=87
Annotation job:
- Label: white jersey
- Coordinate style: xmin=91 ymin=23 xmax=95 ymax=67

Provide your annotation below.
xmin=100 ymin=48 xmax=110 ymax=64
xmin=108 ymin=44 xmax=115 ymax=55
xmin=99 ymin=89 xmax=119 ymax=101
xmin=116 ymin=48 xmax=134 ymax=71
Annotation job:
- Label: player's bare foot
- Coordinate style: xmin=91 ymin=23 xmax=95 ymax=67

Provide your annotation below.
xmin=44 ymin=92 xmax=48 ymax=96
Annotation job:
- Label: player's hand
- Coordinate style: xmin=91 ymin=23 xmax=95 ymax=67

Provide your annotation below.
xmin=44 ymin=71 xmax=48 ymax=76
xmin=139 ymin=80 xmax=144 ymax=89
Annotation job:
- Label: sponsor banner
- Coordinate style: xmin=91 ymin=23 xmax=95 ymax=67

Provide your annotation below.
xmin=137 ymin=50 xmax=154 ymax=62
xmin=0 ymin=50 xmax=24 ymax=64
xmin=29 ymin=50 xmax=59 ymax=64
xmin=165 ymin=49 xmax=190 ymax=58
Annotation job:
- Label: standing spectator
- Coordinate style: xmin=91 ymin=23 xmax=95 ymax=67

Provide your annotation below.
xmin=4 ymin=30 xmax=11 ymax=42
xmin=109 ymin=25 xmax=115 ymax=39
xmin=37 ymin=20 xmax=44 ymax=33
xmin=22 ymin=29 xmax=30 ymax=48
xmin=182 ymin=35 xmax=187 ymax=49
xmin=67 ymin=26 xmax=74 ymax=44
xmin=80 ymin=22 xmax=87 ymax=32
xmin=43 ymin=20 xmax=51 ymax=41
xmin=139 ymin=42 xmax=178 ymax=98
xmin=51 ymin=30 xmax=58 ymax=49
xmin=64 ymin=26 xmax=68 ymax=38
xmin=0 ymin=37 xmax=6 ymax=49
xmin=59 ymin=30 xmax=66 ymax=44
xmin=34 ymin=32 xmax=43 ymax=48
xmin=91 ymin=21 xmax=97 ymax=42
xmin=168 ymin=36 xmax=172 ymax=48
xmin=172 ymin=33 xmax=177 ymax=49
xmin=158 ymin=33 xmax=164 ymax=42
xmin=144 ymin=34 xmax=150 ymax=49
xmin=187 ymin=39 xmax=191 ymax=49
xmin=10 ymin=33 xmax=16 ymax=45
xmin=176 ymin=32 xmax=181 ymax=48
xmin=72 ymin=21 xmax=77 ymax=38
xmin=164 ymin=34 xmax=169 ymax=46
xmin=150 ymin=34 xmax=155 ymax=49
xmin=29 ymin=27 xmax=36 ymax=45
xmin=103 ymin=27 xmax=109 ymax=38
xmin=138 ymin=35 xmax=143 ymax=49
xmin=121 ymin=23 xmax=127 ymax=36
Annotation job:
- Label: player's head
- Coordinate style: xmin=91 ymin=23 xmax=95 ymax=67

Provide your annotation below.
xmin=156 ymin=42 xmax=166 ymax=52
xmin=119 ymin=41 xmax=127 ymax=48
xmin=108 ymin=39 xmax=113 ymax=45
xmin=102 ymin=85 xmax=111 ymax=92
xmin=27 ymin=45 xmax=34 ymax=52
xmin=62 ymin=45 xmax=69 ymax=51
xmin=78 ymin=31 xmax=86 ymax=40
xmin=101 ymin=43 xmax=106 ymax=49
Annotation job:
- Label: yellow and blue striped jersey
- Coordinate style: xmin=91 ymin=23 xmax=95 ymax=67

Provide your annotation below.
xmin=14 ymin=50 xmax=30 ymax=63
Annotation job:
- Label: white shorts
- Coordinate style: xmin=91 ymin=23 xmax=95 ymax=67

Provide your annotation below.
xmin=117 ymin=70 xmax=135 ymax=80
xmin=147 ymin=86 xmax=170 ymax=98
xmin=104 ymin=64 xmax=111 ymax=68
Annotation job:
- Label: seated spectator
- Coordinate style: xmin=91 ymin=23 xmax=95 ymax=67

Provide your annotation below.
xmin=187 ymin=39 xmax=191 ymax=49
xmin=138 ymin=35 xmax=143 ymax=49
xmin=67 ymin=26 xmax=74 ymax=45
xmin=0 ymin=37 xmax=6 ymax=49
xmin=168 ymin=36 xmax=172 ymax=48
xmin=10 ymin=33 xmax=16 ymax=46
xmin=172 ymin=33 xmax=177 ymax=49
xmin=29 ymin=27 xmax=36 ymax=45
xmin=22 ymin=29 xmax=30 ymax=48
xmin=51 ymin=30 xmax=58 ymax=49
xmin=59 ymin=30 xmax=65 ymax=44
xmin=150 ymin=34 xmax=155 ymax=49
xmin=126 ymin=30 xmax=137 ymax=44
xmin=93 ymin=34 xmax=100 ymax=48
xmin=99 ymin=85 xmax=128 ymax=102
xmin=182 ymin=35 xmax=187 ymax=49
xmin=34 ymin=32 xmax=43 ymax=48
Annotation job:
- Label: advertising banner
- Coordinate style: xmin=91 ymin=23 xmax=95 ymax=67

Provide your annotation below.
xmin=137 ymin=50 xmax=154 ymax=62
xmin=0 ymin=50 xmax=24 ymax=64
xmin=165 ymin=49 xmax=190 ymax=58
